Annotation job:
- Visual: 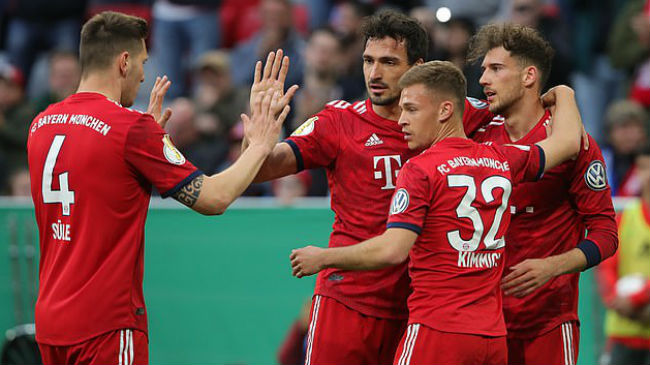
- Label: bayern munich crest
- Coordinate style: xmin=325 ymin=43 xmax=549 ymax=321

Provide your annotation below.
xmin=390 ymin=188 xmax=410 ymax=215
xmin=584 ymin=160 xmax=607 ymax=191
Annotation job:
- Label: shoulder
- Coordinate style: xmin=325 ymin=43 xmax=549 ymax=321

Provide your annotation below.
xmin=323 ymin=99 xmax=368 ymax=115
xmin=473 ymin=115 xmax=505 ymax=134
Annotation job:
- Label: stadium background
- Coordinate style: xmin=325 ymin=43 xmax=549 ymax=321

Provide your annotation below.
xmin=0 ymin=0 xmax=648 ymax=363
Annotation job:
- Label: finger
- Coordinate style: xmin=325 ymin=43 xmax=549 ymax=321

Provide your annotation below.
xmin=253 ymin=61 xmax=262 ymax=85
xmin=240 ymin=113 xmax=251 ymax=126
xmin=278 ymin=55 xmax=290 ymax=85
xmin=276 ymin=105 xmax=291 ymax=125
xmin=280 ymin=84 xmax=299 ymax=106
xmin=504 ymin=277 xmax=536 ymax=296
xmin=502 ymin=272 xmax=534 ymax=291
xmin=270 ymin=49 xmax=283 ymax=80
xmin=159 ymin=108 xmax=172 ymax=128
xmin=511 ymin=281 xmax=540 ymax=297
xmin=501 ymin=268 xmax=526 ymax=284
xmin=290 ymin=251 xmax=297 ymax=260
xmin=263 ymin=51 xmax=275 ymax=80
xmin=253 ymin=93 xmax=263 ymax=117
xmin=261 ymin=91 xmax=274 ymax=119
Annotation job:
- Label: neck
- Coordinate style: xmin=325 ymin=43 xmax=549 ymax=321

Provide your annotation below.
xmin=501 ymin=93 xmax=545 ymax=141
xmin=431 ymin=118 xmax=466 ymax=146
xmin=76 ymin=71 xmax=122 ymax=104
xmin=372 ymin=101 xmax=402 ymax=121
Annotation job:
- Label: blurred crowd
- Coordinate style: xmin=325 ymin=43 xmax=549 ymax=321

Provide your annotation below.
xmin=0 ymin=0 xmax=648 ymax=201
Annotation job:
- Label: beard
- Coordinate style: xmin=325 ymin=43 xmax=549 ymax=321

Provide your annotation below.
xmin=368 ymin=88 xmax=401 ymax=106
xmin=488 ymin=88 xmax=524 ymax=115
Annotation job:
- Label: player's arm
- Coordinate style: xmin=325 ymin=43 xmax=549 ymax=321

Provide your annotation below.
xmin=172 ymin=90 xmax=291 ymax=215
xmin=503 ymin=135 xmax=619 ymax=298
xmin=534 ymin=85 xmax=582 ymax=172
xmin=290 ymin=228 xmax=418 ymax=277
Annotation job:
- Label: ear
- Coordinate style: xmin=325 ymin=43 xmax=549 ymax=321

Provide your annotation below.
xmin=439 ymin=100 xmax=454 ymax=123
xmin=118 ymin=51 xmax=130 ymax=77
xmin=522 ymin=65 xmax=538 ymax=89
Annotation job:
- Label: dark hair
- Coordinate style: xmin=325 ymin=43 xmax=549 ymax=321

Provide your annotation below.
xmin=467 ymin=23 xmax=554 ymax=90
xmin=79 ymin=11 xmax=148 ymax=75
xmin=399 ymin=60 xmax=467 ymax=114
xmin=639 ymin=143 xmax=650 ymax=157
xmin=361 ymin=10 xmax=428 ymax=65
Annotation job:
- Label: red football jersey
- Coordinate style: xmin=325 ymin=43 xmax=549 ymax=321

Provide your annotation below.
xmin=386 ymin=138 xmax=544 ymax=336
xmin=27 ymin=92 xmax=200 ymax=345
xmin=286 ymin=98 xmax=492 ymax=319
xmin=471 ymin=111 xmax=618 ymax=337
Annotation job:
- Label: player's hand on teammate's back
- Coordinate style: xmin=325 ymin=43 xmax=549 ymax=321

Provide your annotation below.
xmin=501 ymin=258 xmax=555 ymax=297
xmin=241 ymin=90 xmax=291 ymax=154
xmin=290 ymin=246 xmax=326 ymax=278
xmin=147 ymin=75 xmax=173 ymax=128
xmin=251 ymin=49 xmax=299 ymax=116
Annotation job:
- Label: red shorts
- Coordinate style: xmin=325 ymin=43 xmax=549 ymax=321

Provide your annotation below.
xmin=38 ymin=329 xmax=148 ymax=365
xmin=304 ymin=295 xmax=406 ymax=365
xmin=507 ymin=321 xmax=579 ymax=365
xmin=393 ymin=323 xmax=507 ymax=365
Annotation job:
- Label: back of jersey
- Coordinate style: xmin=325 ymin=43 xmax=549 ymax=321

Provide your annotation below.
xmin=27 ymin=92 xmax=198 ymax=345
xmin=387 ymin=138 xmax=542 ymax=336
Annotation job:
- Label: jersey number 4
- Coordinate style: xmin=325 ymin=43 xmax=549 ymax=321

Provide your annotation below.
xmin=446 ymin=175 xmax=511 ymax=252
xmin=42 ymin=135 xmax=75 ymax=215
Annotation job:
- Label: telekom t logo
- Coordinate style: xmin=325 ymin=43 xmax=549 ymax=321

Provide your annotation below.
xmin=373 ymin=155 xmax=402 ymax=190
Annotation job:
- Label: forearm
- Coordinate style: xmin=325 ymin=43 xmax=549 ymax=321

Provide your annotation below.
xmin=545 ymin=248 xmax=588 ymax=276
xmin=202 ymin=145 xmax=269 ymax=213
xmin=539 ymin=87 xmax=582 ymax=170
xmin=252 ymin=142 xmax=297 ymax=183
xmin=322 ymin=234 xmax=408 ymax=271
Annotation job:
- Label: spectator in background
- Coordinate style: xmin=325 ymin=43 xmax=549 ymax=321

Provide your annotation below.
xmin=194 ymin=51 xmax=248 ymax=140
xmin=507 ymin=0 xmax=573 ymax=89
xmin=152 ymin=0 xmax=221 ymax=98
xmin=291 ymin=27 xmax=343 ymax=131
xmin=437 ymin=17 xmax=482 ymax=98
xmin=231 ymin=0 xmax=305 ymax=89
xmin=409 ymin=7 xmax=446 ymax=62
xmin=272 ymin=172 xmax=312 ymax=206
xmin=4 ymin=0 xmax=85 ymax=81
xmin=277 ymin=298 xmax=312 ymax=365
xmin=597 ymin=145 xmax=650 ymax=365
xmin=165 ymin=97 xmax=229 ymax=174
xmin=571 ymin=0 xmax=627 ymax=144
xmin=602 ymin=100 xmax=649 ymax=196
xmin=0 ymin=64 xmax=36 ymax=192
xmin=34 ymin=51 xmax=81 ymax=113
xmin=8 ymin=168 xmax=31 ymax=197
xmin=609 ymin=0 xmax=650 ymax=108
xmin=329 ymin=1 xmax=371 ymax=101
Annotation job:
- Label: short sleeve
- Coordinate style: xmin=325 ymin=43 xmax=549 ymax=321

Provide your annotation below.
xmin=498 ymin=144 xmax=545 ymax=183
xmin=125 ymin=114 xmax=201 ymax=197
xmin=386 ymin=162 xmax=431 ymax=235
xmin=284 ymin=108 xmax=340 ymax=171
xmin=463 ymin=97 xmax=494 ymax=136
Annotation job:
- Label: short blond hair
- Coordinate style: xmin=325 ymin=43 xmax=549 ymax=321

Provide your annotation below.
xmin=398 ymin=60 xmax=466 ymax=114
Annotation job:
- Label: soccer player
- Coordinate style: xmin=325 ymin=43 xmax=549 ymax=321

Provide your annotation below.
xmin=27 ymin=12 xmax=290 ymax=365
xmin=466 ymin=23 xmax=619 ymax=365
xmin=245 ymin=11 xmax=492 ymax=364
xmin=289 ymin=61 xmax=584 ymax=364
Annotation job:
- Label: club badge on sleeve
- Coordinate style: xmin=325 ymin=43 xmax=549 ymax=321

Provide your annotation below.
xmin=291 ymin=116 xmax=317 ymax=136
xmin=162 ymin=135 xmax=186 ymax=165
xmin=390 ymin=188 xmax=410 ymax=215
xmin=584 ymin=160 xmax=607 ymax=191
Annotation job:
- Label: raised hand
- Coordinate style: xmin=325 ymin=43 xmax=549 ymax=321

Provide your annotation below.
xmin=250 ymin=49 xmax=299 ymax=116
xmin=241 ymin=89 xmax=291 ymax=154
xmin=541 ymin=85 xmax=588 ymax=150
xmin=290 ymin=245 xmax=326 ymax=278
xmin=147 ymin=76 xmax=173 ymax=128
